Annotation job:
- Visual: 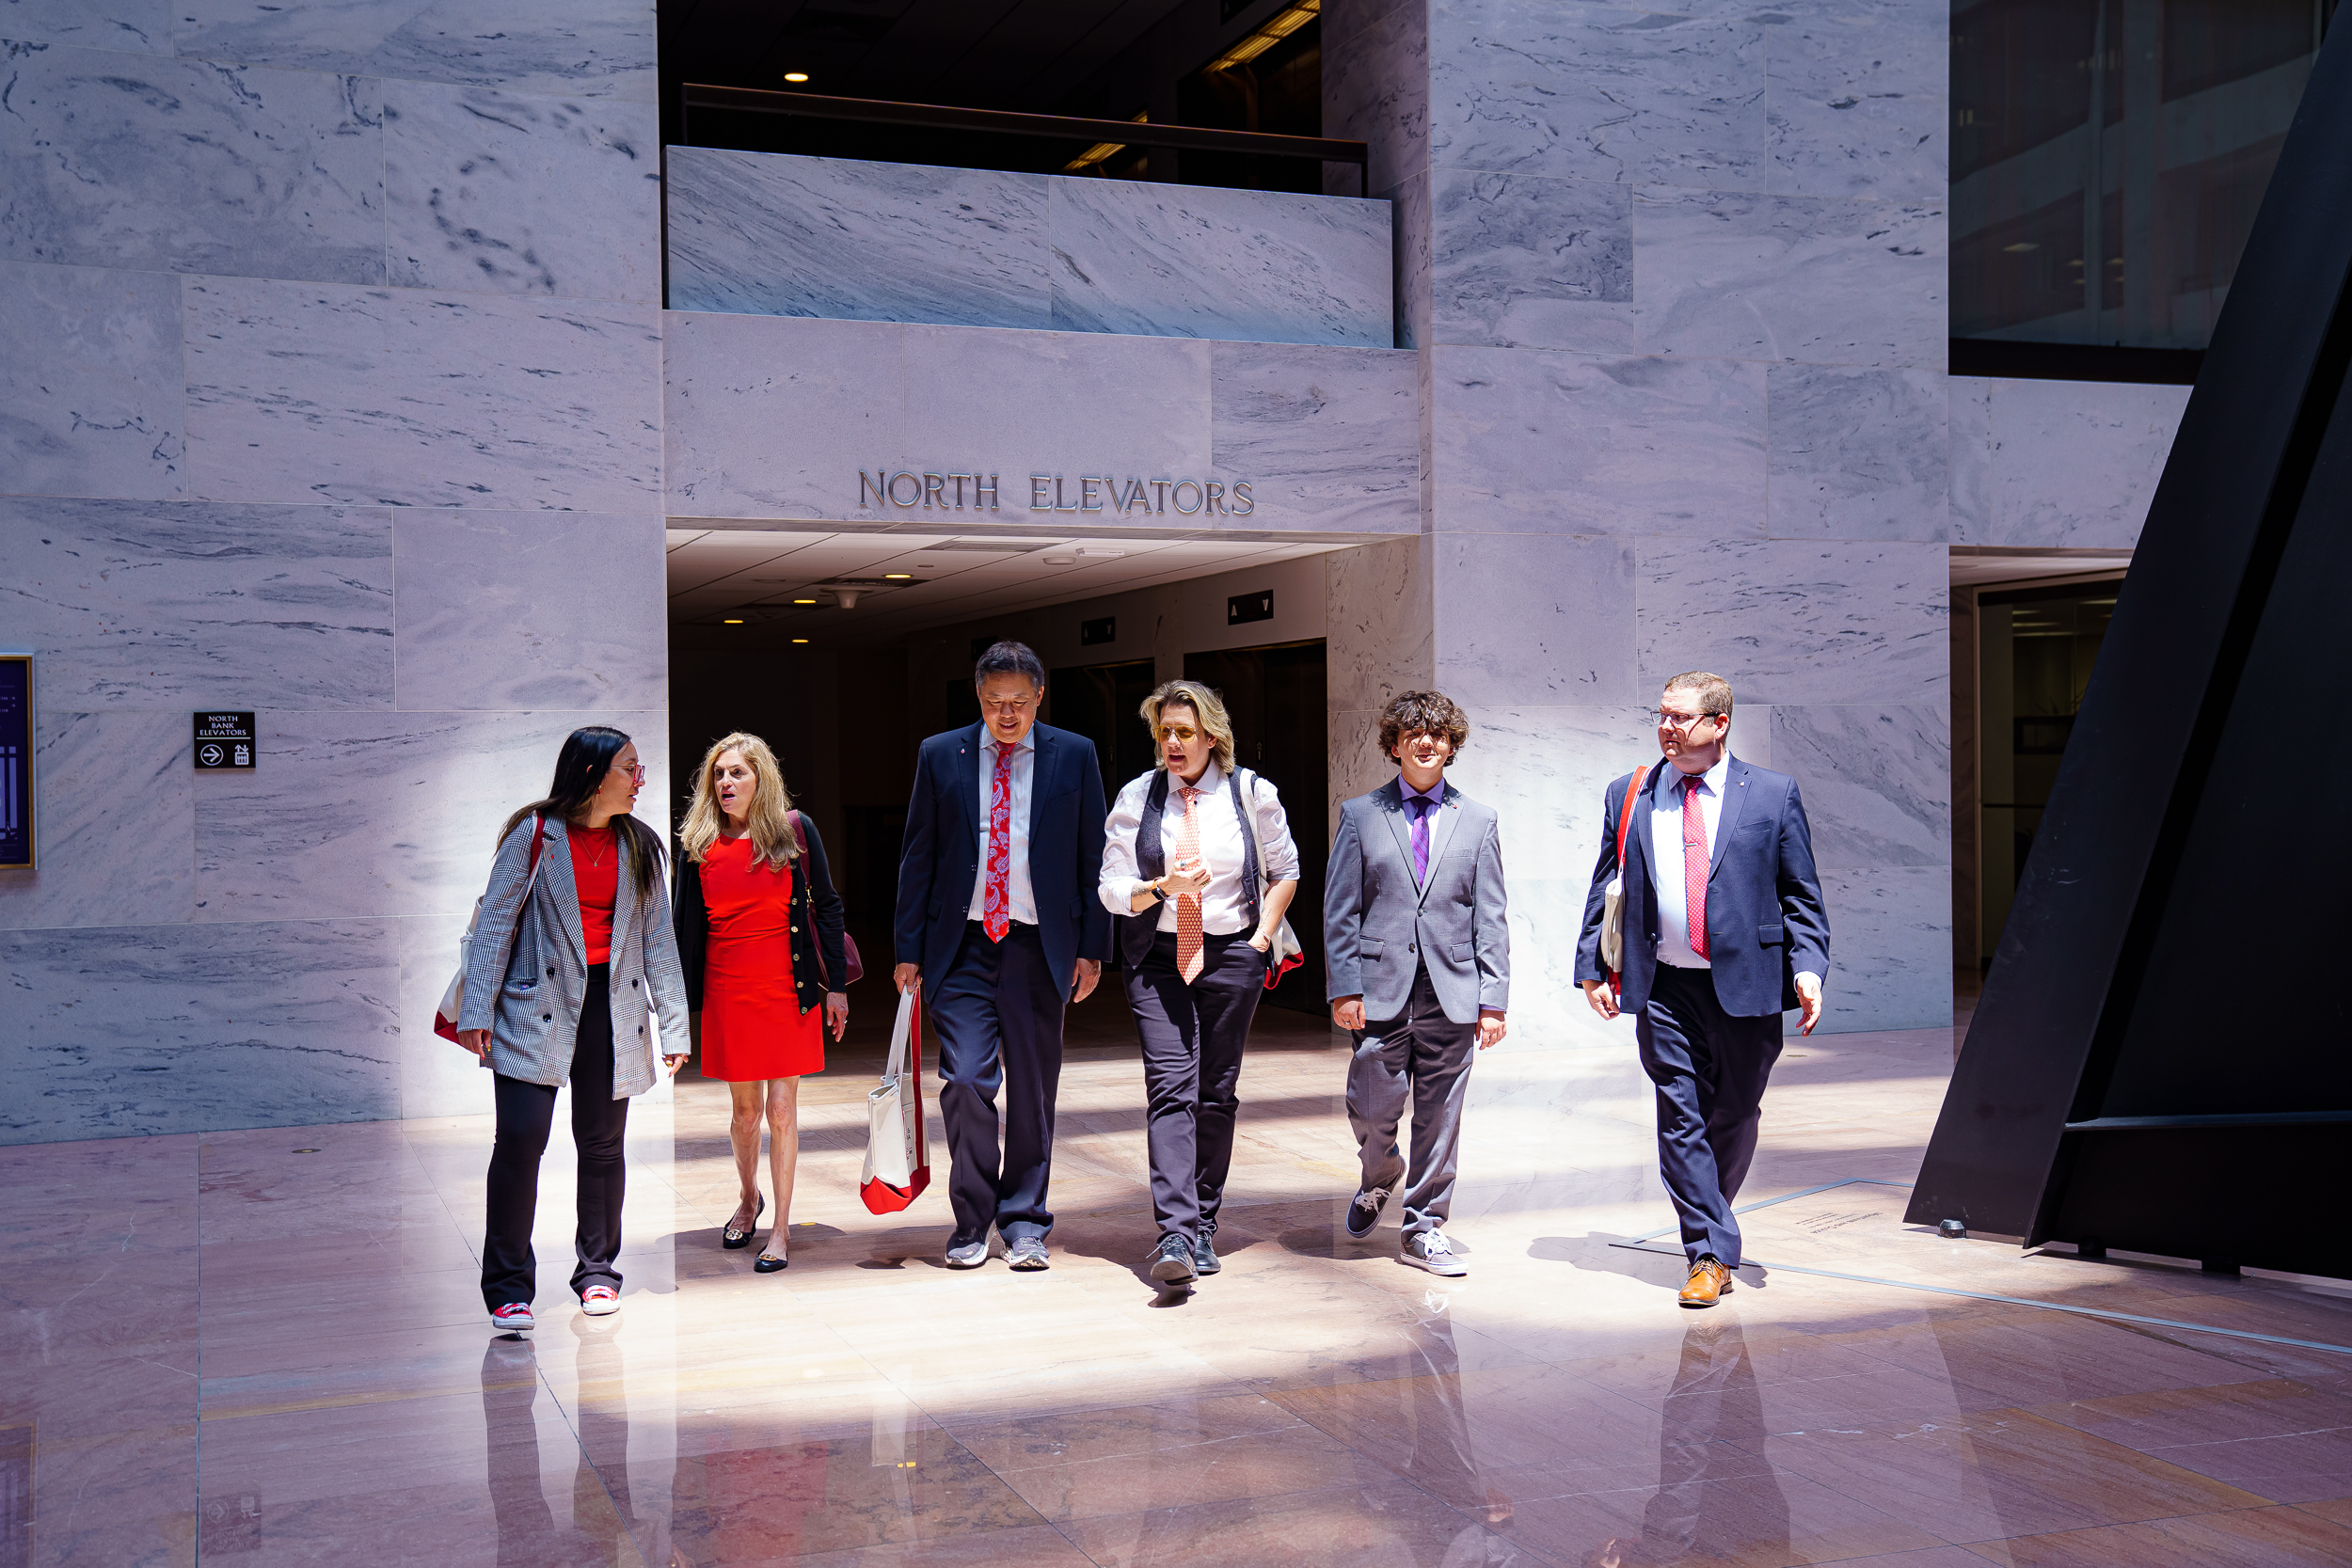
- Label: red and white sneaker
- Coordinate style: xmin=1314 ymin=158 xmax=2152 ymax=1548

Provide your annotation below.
xmin=489 ymin=1302 xmax=535 ymax=1333
xmin=580 ymin=1286 xmax=619 ymax=1317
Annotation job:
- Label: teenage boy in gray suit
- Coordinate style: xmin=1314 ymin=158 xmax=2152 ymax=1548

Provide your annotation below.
xmin=1325 ymin=690 xmax=1510 ymax=1277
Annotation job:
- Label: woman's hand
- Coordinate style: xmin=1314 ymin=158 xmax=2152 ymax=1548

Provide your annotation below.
xmin=825 ymin=991 xmax=849 ymax=1041
xmin=1248 ymin=931 xmax=1272 ymax=954
xmin=661 ymin=1053 xmax=689 ymax=1077
xmin=1166 ymin=858 xmax=1213 ymax=896
xmin=457 ymin=1028 xmax=491 ymax=1059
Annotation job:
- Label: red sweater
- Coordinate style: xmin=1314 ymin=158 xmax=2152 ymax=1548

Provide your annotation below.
xmin=568 ymin=825 xmax=618 ymax=964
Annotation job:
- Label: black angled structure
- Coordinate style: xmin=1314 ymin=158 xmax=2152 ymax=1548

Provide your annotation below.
xmin=1907 ymin=16 xmax=2352 ymax=1279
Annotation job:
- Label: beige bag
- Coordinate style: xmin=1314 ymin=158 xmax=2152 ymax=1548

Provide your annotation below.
xmin=1599 ymin=767 xmax=1650 ymax=977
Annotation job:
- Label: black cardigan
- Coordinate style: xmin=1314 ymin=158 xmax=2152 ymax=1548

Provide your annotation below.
xmin=673 ymin=814 xmax=849 ymax=1014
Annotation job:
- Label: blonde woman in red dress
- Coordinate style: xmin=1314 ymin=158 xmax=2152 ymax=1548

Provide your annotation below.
xmin=674 ymin=733 xmax=848 ymax=1272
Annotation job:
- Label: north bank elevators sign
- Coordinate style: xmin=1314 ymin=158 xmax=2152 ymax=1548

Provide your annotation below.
xmin=858 ymin=468 xmax=1256 ymax=519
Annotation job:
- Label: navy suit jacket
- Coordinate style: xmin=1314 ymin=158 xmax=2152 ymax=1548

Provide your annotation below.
xmin=1573 ymin=755 xmax=1831 ymax=1019
xmin=894 ymin=721 xmax=1110 ymax=995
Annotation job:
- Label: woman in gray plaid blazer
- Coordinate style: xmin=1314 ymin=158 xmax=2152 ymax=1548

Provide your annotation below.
xmin=456 ymin=725 xmax=689 ymax=1332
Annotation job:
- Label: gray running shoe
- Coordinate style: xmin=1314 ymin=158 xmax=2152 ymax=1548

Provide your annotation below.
xmin=1005 ymin=1235 xmax=1050 ymax=1271
xmin=1345 ymin=1184 xmax=1391 ymax=1240
xmin=945 ymin=1234 xmax=989 ymax=1269
xmin=1399 ymin=1230 xmax=1468 ymax=1277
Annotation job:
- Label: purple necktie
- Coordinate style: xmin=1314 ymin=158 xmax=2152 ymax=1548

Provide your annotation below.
xmin=1408 ymin=796 xmax=1432 ymax=881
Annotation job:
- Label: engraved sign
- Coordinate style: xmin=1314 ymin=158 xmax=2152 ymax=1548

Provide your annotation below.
xmin=857 ymin=468 xmax=1255 ymax=518
xmin=194 ymin=712 xmax=257 ymax=770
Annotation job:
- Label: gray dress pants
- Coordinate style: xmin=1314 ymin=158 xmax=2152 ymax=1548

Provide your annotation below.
xmin=1346 ymin=963 xmax=1478 ymax=1234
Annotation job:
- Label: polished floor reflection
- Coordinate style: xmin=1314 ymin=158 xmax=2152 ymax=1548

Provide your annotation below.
xmin=7 ymin=1007 xmax=2350 ymax=1566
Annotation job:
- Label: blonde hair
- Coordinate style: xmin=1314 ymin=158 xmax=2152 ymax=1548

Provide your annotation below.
xmin=1138 ymin=680 xmax=1237 ymax=774
xmin=680 ymin=732 xmax=798 ymax=869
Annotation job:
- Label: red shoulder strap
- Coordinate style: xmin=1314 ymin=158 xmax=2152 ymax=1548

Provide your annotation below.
xmin=1613 ymin=766 xmax=1649 ymax=869
xmin=787 ymin=810 xmax=808 ymax=855
xmin=529 ymin=813 xmax=546 ymax=870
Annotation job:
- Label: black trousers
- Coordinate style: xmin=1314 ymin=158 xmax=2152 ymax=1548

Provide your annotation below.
xmin=930 ymin=921 xmax=1067 ymax=1243
xmin=481 ymin=967 xmax=629 ymax=1310
xmin=1125 ymin=929 xmax=1265 ymax=1243
xmin=1635 ymin=964 xmax=1784 ymax=1268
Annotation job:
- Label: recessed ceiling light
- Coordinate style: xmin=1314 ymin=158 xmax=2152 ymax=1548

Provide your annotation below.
xmin=793 ymin=597 xmax=818 ymax=604
xmin=783 ymin=71 xmax=810 ymax=83
xmin=791 ymin=637 xmax=809 ymax=643
xmin=883 ymin=572 xmax=914 ymax=579
xmin=723 ymin=618 xmax=744 ymax=624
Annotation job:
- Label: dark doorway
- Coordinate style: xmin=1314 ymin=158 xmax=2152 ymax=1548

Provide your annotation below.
xmin=1978 ymin=578 xmax=2120 ymax=964
xmin=1047 ymin=657 xmax=1160 ymax=800
xmin=1185 ymin=641 xmax=1328 ymax=1014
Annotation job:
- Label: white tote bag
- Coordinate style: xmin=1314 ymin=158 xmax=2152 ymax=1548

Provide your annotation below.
xmin=859 ymin=987 xmax=931 ymax=1212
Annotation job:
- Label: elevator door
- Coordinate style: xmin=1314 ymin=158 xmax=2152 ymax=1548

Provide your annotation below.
xmin=1185 ymin=641 xmax=1328 ymax=1014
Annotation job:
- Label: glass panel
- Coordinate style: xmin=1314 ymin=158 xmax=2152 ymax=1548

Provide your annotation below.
xmin=1951 ymin=0 xmax=2324 ymax=351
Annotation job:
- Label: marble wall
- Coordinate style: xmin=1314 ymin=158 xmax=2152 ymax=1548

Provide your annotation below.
xmin=664 ymin=311 xmax=1420 ymax=536
xmin=0 ymin=3 xmax=667 ymax=1142
xmin=666 ymin=147 xmax=1394 ymax=349
xmin=1326 ymin=0 xmax=1956 ymax=1095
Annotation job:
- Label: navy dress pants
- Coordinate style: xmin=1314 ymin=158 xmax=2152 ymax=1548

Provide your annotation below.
xmin=1125 ymin=929 xmax=1264 ymax=1244
xmin=929 ymin=921 xmax=1068 ymax=1243
xmin=1634 ymin=964 xmax=1783 ymax=1267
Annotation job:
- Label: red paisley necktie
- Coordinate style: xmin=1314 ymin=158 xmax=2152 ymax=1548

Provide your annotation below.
xmin=1175 ymin=785 xmax=1204 ymax=983
xmin=1682 ymin=772 xmax=1709 ymax=959
xmin=983 ymin=742 xmax=1014 ymax=942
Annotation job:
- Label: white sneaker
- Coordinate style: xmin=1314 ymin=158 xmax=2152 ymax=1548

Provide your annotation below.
xmin=580 ymin=1286 xmax=620 ymax=1317
xmin=489 ymin=1302 xmax=535 ymax=1333
xmin=1400 ymin=1231 xmax=1468 ymax=1277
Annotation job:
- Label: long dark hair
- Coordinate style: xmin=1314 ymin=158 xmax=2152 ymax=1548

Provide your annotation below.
xmin=497 ymin=726 xmax=663 ymax=901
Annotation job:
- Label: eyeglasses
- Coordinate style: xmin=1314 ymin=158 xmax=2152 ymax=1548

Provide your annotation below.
xmin=979 ymin=696 xmax=1037 ymax=716
xmin=607 ymin=761 xmax=647 ymax=783
xmin=1646 ymin=708 xmax=1724 ymax=731
xmin=1155 ymin=724 xmax=1202 ymax=744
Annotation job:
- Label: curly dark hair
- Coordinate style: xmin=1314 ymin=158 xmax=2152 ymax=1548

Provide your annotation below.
xmin=1376 ymin=690 xmax=1470 ymax=766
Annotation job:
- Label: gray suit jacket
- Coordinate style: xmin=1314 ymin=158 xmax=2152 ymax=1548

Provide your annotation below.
xmin=1324 ymin=778 xmax=1510 ymax=1024
xmin=456 ymin=815 xmax=690 ymax=1098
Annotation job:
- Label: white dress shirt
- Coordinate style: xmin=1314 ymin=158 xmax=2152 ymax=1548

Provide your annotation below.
xmin=966 ymin=727 xmax=1037 ymax=927
xmin=1098 ymin=761 xmax=1300 ymax=935
xmin=1651 ymin=755 xmax=1727 ymax=969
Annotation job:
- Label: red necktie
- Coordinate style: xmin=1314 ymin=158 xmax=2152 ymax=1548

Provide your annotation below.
xmin=1174 ymin=785 xmax=1204 ymax=983
xmin=1682 ymin=773 xmax=1709 ymax=959
xmin=983 ymin=743 xmax=1014 ymax=942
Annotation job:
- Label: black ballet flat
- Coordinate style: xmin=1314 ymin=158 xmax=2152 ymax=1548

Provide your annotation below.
xmin=723 ymin=1194 xmax=765 ymax=1249
xmin=754 ymin=1242 xmax=788 ymax=1274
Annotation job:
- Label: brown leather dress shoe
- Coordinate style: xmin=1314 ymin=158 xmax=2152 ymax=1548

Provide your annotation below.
xmin=1678 ymin=1257 xmax=1732 ymax=1307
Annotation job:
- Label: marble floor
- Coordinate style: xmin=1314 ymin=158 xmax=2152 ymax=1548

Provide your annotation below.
xmin=8 ymin=1003 xmax=2351 ymax=1568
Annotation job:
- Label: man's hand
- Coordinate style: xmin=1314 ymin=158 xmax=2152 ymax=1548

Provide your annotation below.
xmin=457 ymin=1027 xmax=491 ymax=1059
xmin=1072 ymin=958 xmax=1102 ymax=1002
xmin=1164 ymin=858 xmax=1212 ymax=896
xmin=825 ymin=991 xmax=849 ymax=1041
xmin=1580 ymin=978 xmax=1619 ymax=1021
xmin=1476 ymin=1010 xmax=1507 ymax=1050
xmin=1794 ymin=973 xmax=1824 ymax=1036
xmin=1331 ymin=996 xmax=1365 ymax=1031
xmin=894 ymin=962 xmax=921 ymax=995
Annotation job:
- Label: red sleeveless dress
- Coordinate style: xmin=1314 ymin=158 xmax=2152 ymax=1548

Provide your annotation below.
xmin=698 ymin=837 xmax=825 ymax=1081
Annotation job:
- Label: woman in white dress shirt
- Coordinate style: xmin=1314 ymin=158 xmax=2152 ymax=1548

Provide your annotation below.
xmin=1099 ymin=679 xmax=1300 ymax=1287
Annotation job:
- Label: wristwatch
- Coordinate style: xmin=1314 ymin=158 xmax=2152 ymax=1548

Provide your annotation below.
xmin=1145 ymin=877 xmax=1167 ymax=904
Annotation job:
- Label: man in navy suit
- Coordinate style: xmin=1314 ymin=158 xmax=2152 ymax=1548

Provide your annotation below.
xmin=896 ymin=641 xmax=1109 ymax=1271
xmin=1576 ymin=672 xmax=1830 ymax=1307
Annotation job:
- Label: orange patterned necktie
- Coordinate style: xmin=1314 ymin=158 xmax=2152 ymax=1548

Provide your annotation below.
xmin=1175 ymin=784 xmax=1204 ymax=983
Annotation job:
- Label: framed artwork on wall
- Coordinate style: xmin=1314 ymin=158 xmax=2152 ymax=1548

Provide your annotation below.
xmin=0 ymin=653 xmax=31 ymax=871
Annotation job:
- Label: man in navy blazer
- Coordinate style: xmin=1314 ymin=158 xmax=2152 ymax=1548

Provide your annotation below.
xmin=1576 ymin=672 xmax=1830 ymax=1307
xmin=896 ymin=641 xmax=1109 ymax=1270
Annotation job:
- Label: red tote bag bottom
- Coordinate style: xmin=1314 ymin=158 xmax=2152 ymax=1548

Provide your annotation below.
xmin=861 ymin=1166 xmax=931 ymax=1215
